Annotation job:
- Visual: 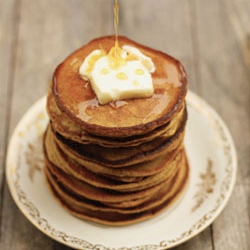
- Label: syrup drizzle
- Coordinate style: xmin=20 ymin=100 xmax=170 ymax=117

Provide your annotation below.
xmin=114 ymin=0 xmax=119 ymax=54
xmin=108 ymin=0 xmax=126 ymax=69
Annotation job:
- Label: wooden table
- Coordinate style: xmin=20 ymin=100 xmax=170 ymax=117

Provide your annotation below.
xmin=0 ymin=0 xmax=249 ymax=249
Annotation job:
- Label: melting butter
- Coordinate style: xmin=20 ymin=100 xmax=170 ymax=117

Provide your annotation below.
xmin=79 ymin=45 xmax=155 ymax=104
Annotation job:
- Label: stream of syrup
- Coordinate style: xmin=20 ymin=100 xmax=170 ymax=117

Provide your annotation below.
xmin=108 ymin=0 xmax=126 ymax=69
xmin=114 ymin=0 xmax=119 ymax=53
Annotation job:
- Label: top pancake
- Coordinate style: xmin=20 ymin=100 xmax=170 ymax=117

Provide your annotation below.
xmin=52 ymin=36 xmax=187 ymax=137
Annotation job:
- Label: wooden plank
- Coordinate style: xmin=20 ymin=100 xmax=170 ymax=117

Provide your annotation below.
xmin=193 ymin=0 xmax=250 ymax=249
xmin=213 ymin=184 xmax=250 ymax=250
xmin=194 ymin=0 xmax=250 ymax=183
xmin=0 ymin=0 xmax=19 ymax=241
xmin=0 ymin=0 xmax=18 ymax=187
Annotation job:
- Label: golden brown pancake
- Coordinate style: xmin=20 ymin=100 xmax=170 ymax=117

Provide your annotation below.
xmin=47 ymin=88 xmax=186 ymax=147
xmin=52 ymin=36 xmax=187 ymax=138
xmin=53 ymin=115 xmax=186 ymax=168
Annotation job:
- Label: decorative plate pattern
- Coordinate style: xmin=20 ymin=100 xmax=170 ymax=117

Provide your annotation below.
xmin=6 ymin=91 xmax=237 ymax=250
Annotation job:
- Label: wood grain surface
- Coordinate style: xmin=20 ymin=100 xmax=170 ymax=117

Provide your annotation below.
xmin=0 ymin=0 xmax=249 ymax=249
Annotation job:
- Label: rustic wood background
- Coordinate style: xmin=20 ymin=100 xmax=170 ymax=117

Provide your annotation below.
xmin=0 ymin=0 xmax=249 ymax=249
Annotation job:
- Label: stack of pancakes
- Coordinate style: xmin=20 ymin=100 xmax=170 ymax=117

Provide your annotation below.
xmin=43 ymin=36 xmax=189 ymax=226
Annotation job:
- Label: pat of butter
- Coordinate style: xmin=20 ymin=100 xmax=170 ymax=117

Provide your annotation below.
xmin=90 ymin=56 xmax=153 ymax=104
xmin=79 ymin=45 xmax=155 ymax=105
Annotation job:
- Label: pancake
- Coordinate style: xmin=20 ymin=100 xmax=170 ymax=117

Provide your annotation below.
xmin=47 ymin=88 xmax=186 ymax=147
xmin=52 ymin=36 xmax=187 ymax=138
xmin=53 ymin=111 xmax=186 ymax=168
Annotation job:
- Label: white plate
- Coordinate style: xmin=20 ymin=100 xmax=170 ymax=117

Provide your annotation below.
xmin=6 ymin=91 xmax=237 ymax=250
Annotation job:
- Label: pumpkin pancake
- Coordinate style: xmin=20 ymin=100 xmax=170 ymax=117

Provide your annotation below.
xmin=52 ymin=36 xmax=187 ymax=138
xmin=47 ymin=88 xmax=186 ymax=147
xmin=53 ymin=111 xmax=186 ymax=168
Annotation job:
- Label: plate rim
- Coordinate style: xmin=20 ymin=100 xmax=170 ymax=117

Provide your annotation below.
xmin=5 ymin=90 xmax=237 ymax=250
